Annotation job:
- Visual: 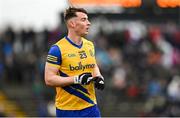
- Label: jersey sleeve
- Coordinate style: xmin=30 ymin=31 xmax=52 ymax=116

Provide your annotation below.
xmin=46 ymin=45 xmax=62 ymax=68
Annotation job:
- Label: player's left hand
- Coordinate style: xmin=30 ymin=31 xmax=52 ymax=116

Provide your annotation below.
xmin=93 ymin=76 xmax=105 ymax=90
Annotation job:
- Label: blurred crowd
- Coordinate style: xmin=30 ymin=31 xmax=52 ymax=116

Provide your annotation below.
xmin=0 ymin=19 xmax=180 ymax=116
xmin=92 ymin=20 xmax=180 ymax=116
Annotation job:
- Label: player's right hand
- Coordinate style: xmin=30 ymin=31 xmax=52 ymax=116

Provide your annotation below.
xmin=73 ymin=73 xmax=93 ymax=85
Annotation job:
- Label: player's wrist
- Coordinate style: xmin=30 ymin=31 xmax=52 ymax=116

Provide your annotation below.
xmin=94 ymin=75 xmax=104 ymax=80
xmin=73 ymin=75 xmax=79 ymax=84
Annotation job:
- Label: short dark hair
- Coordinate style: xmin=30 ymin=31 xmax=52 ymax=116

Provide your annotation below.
xmin=64 ymin=7 xmax=88 ymax=22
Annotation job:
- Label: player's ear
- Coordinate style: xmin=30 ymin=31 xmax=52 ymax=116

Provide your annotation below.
xmin=68 ymin=19 xmax=76 ymax=28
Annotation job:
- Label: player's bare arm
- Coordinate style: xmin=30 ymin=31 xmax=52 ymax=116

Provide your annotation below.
xmin=45 ymin=62 xmax=74 ymax=87
xmin=92 ymin=64 xmax=102 ymax=77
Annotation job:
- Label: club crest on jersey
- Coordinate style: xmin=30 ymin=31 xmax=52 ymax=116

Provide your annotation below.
xmin=69 ymin=62 xmax=95 ymax=71
xmin=89 ymin=49 xmax=95 ymax=57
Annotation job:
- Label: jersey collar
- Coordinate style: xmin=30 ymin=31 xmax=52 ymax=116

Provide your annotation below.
xmin=65 ymin=36 xmax=83 ymax=49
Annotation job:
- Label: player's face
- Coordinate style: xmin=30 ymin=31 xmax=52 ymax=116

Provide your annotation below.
xmin=74 ymin=12 xmax=91 ymax=36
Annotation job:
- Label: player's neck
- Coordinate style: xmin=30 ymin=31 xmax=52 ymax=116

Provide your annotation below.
xmin=67 ymin=33 xmax=82 ymax=45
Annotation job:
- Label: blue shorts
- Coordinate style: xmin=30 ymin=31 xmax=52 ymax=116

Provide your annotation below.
xmin=56 ymin=105 xmax=101 ymax=117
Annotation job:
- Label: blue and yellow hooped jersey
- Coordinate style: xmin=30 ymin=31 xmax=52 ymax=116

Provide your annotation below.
xmin=47 ymin=36 xmax=97 ymax=110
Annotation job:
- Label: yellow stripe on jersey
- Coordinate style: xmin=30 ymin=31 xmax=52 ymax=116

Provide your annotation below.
xmin=47 ymin=55 xmax=58 ymax=59
xmin=47 ymin=55 xmax=58 ymax=60
xmin=47 ymin=57 xmax=57 ymax=62
xmin=71 ymin=85 xmax=89 ymax=97
xmin=47 ymin=55 xmax=58 ymax=62
xmin=75 ymin=87 xmax=90 ymax=97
